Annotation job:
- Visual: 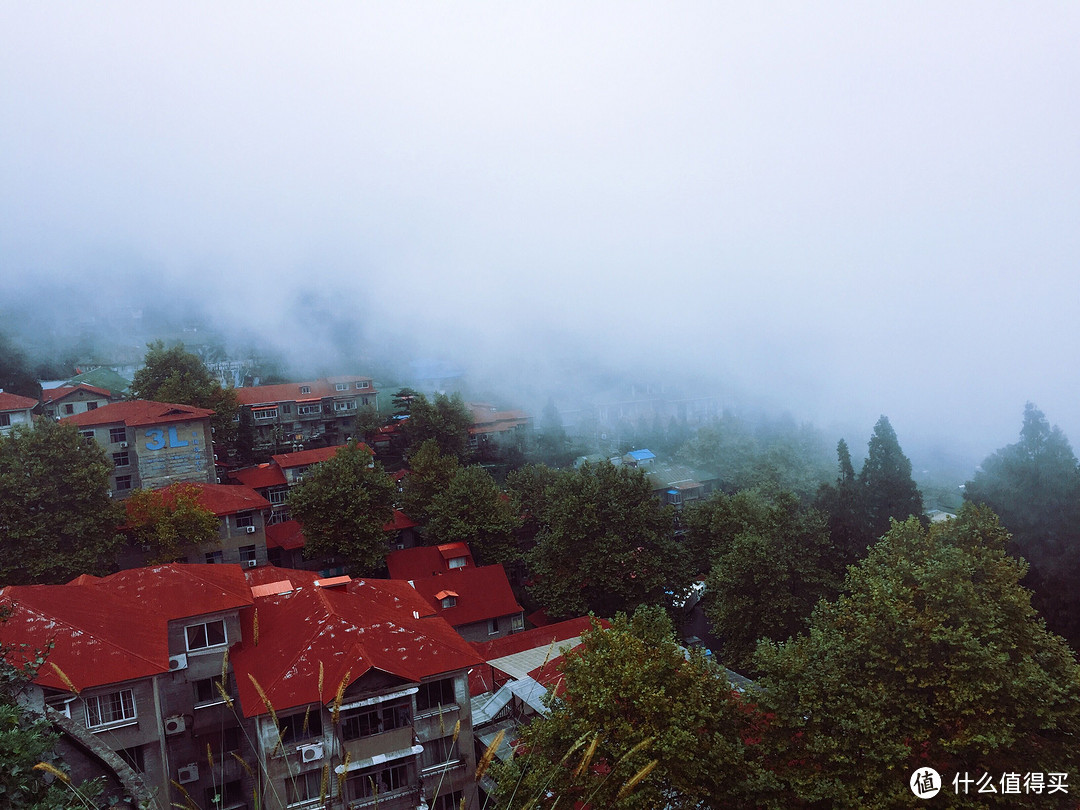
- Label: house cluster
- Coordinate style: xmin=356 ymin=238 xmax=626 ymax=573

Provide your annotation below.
xmin=1 ymin=543 xmax=587 ymax=810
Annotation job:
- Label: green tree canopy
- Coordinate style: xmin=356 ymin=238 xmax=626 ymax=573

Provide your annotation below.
xmin=286 ymin=441 xmax=395 ymax=575
xmin=399 ymin=439 xmax=460 ymax=527
xmin=813 ymin=437 xmax=868 ymax=564
xmin=124 ymin=484 xmax=220 ymax=564
xmin=426 ymin=465 xmax=522 ymax=566
xmin=403 ymin=392 xmax=472 ymax=461
xmin=524 ymin=462 xmax=690 ymax=619
xmin=856 ymin=415 xmax=924 ymax=541
xmin=130 ymin=340 xmax=239 ymax=445
xmin=0 ymin=421 xmax=123 ymax=585
xmin=755 ymin=506 xmax=1080 ymax=809
xmin=696 ymin=490 xmax=842 ymax=673
xmin=491 ymin=606 xmax=778 ymax=809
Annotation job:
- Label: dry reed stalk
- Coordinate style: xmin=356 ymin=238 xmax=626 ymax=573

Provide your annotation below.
xmin=33 ymin=762 xmax=69 ymax=783
xmin=49 ymin=662 xmax=80 ymax=694
xmin=573 ymin=734 xmax=599 ymax=779
xmin=616 ymin=759 xmax=658 ymax=800
xmin=331 ymin=669 xmax=351 ymax=725
xmin=475 ymin=729 xmax=506 ymax=781
xmin=230 ymin=752 xmax=256 ymax=780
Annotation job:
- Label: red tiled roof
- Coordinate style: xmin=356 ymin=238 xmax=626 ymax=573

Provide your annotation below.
xmin=472 ymin=616 xmax=602 ymax=661
xmin=92 ymin=564 xmax=253 ymax=621
xmin=271 ymin=445 xmax=349 ymax=469
xmin=130 ymin=482 xmax=270 ymax=518
xmin=386 ymin=544 xmax=474 ymax=580
xmin=0 ymin=391 xmax=38 ymax=411
xmin=438 ymin=542 xmax=470 ymax=560
xmin=40 ymin=384 xmax=112 ymax=404
xmin=63 ymin=400 xmax=214 ymax=427
xmin=383 ymin=510 xmax=418 ymax=532
xmin=0 ymin=584 xmax=168 ymax=691
xmin=265 ymin=520 xmax=306 ymax=551
xmin=229 ymin=464 xmax=288 ymax=489
xmin=231 ymin=580 xmax=480 ymax=717
xmin=403 ymin=565 xmax=522 ymax=629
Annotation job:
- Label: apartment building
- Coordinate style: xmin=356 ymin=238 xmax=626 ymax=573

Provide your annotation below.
xmin=2 ymin=563 xmax=484 ymax=810
xmin=234 ymin=376 xmax=378 ymax=452
xmin=41 ymin=383 xmax=117 ymax=418
xmin=0 ymin=389 xmax=37 ymax=434
xmin=63 ymin=400 xmax=217 ymax=497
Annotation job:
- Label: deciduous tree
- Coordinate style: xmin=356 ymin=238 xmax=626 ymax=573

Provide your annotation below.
xmin=286 ymin=441 xmax=395 ymax=575
xmin=492 ymin=606 xmax=778 ymax=809
xmin=124 ymin=484 xmax=220 ymax=564
xmin=0 ymin=421 xmax=123 ymax=584
xmin=403 ymin=392 xmax=472 ymax=461
xmin=426 ymin=466 xmax=521 ymax=566
xmin=399 ymin=439 xmax=460 ymax=527
xmin=755 ymin=506 xmax=1080 ymax=809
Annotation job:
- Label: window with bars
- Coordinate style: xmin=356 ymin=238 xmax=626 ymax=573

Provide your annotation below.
xmin=85 ymin=689 xmax=135 ymax=728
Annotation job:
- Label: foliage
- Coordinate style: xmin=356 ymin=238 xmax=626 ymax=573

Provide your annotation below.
xmin=535 ymin=399 xmax=572 ymax=468
xmin=856 ymin=415 xmax=924 ymax=541
xmin=506 ymin=464 xmax=560 ymax=543
xmin=755 ymin=506 xmax=1080 ymax=809
xmin=403 ymin=392 xmax=472 ymax=461
xmin=492 ymin=606 xmax=779 ymax=809
xmin=391 ymin=387 xmax=420 ymax=418
xmin=124 ymin=484 xmax=220 ymax=564
xmin=0 ymin=331 xmax=41 ymax=400
xmin=426 ymin=466 xmax=522 ymax=566
xmin=400 ymin=439 xmax=460 ymax=527
xmin=964 ymin=403 xmax=1080 ymax=645
xmin=130 ymin=340 xmax=239 ymax=445
xmin=0 ymin=421 xmax=124 ymax=585
xmin=695 ymin=490 xmax=842 ymax=673
xmin=286 ymin=441 xmax=395 ymax=575
xmin=524 ymin=462 xmax=690 ymax=619
xmin=813 ymin=438 xmax=867 ymax=564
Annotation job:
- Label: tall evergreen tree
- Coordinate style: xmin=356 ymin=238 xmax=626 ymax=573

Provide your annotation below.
xmin=856 ymin=416 xmax=923 ymax=541
xmin=814 ymin=438 xmax=866 ymax=563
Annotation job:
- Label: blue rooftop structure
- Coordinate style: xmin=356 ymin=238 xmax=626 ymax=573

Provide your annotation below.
xmin=626 ymin=449 xmax=656 ymax=463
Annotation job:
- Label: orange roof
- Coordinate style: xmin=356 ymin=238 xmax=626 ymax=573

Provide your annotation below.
xmin=229 ymin=464 xmax=288 ymax=489
xmin=40 ymin=384 xmax=112 ymax=404
xmin=63 ymin=400 xmax=214 ymax=427
xmin=0 ymin=391 xmax=38 ymax=411
xmin=230 ymin=579 xmax=481 ymax=717
xmin=130 ymin=482 xmax=271 ymax=518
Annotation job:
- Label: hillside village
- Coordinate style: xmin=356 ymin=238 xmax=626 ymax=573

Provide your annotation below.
xmin=3 ymin=346 xmax=1080 ymax=809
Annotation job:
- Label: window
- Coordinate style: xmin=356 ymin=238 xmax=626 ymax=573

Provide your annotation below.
xmin=194 ymin=676 xmax=229 ymax=705
xmin=447 ymin=556 xmax=467 ymax=570
xmin=355 ymin=381 xmax=369 ymax=389
xmin=434 ymin=791 xmax=464 ymax=810
xmin=300 ymin=386 xmax=311 ymax=395
xmin=234 ymin=513 xmax=254 ymax=529
xmin=238 ymin=545 xmax=257 ymax=563
xmin=114 ymin=475 xmax=132 ymax=491
xmin=440 ymin=595 xmax=457 ymax=609
xmin=205 ymin=550 xmax=224 ymax=564
xmin=268 ymin=489 xmax=288 ymax=504
xmin=416 ymin=678 xmax=456 ymax=712
xmin=333 ymin=400 xmax=355 ymax=412
xmin=278 ymin=708 xmax=322 ymax=745
xmin=488 ymin=617 xmax=500 ymax=635
xmin=286 ymin=770 xmax=322 ymax=806
xmin=348 ymin=764 xmax=409 ymax=801
xmin=420 ymin=735 xmax=458 ymax=769
xmin=0 ymin=414 xmax=12 ymax=427
xmin=64 ymin=403 xmax=75 ymax=415
xmin=86 ymin=401 xmax=98 ymax=411
xmin=254 ymin=408 xmax=278 ymax=420
xmin=112 ymin=451 xmax=129 ymax=467
xmin=335 ymin=383 xmax=349 ymax=391
xmin=85 ymin=689 xmax=136 ymax=728
xmin=511 ymin=614 xmax=525 ymax=632
xmin=109 ymin=427 xmax=127 ymax=444
xmin=297 ymin=403 xmax=321 ymax=416
xmin=80 ymin=430 xmax=96 ymax=444
xmin=206 ymin=779 xmax=244 ymax=809
xmin=117 ymin=745 xmax=145 ymax=773
xmin=267 ymin=510 xmax=290 ymax=526
xmin=186 ymin=619 xmax=227 ymax=651
xmin=341 ymin=702 xmax=410 ymax=741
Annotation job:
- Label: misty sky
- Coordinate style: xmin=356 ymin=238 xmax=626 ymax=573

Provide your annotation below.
xmin=2 ymin=4 xmax=1079 ymax=460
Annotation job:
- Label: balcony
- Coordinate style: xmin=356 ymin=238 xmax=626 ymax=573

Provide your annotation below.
xmin=342 ymin=726 xmax=414 ymax=764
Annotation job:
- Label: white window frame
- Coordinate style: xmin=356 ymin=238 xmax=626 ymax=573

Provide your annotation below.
xmin=109 ymin=427 xmax=127 ymax=444
xmin=254 ymin=408 xmax=278 ymax=420
xmin=355 ymin=381 xmax=369 ymax=389
xmin=186 ymin=619 xmax=228 ymax=651
xmin=333 ymin=400 xmax=356 ymax=412
xmin=85 ymin=689 xmax=136 ymax=728
xmin=297 ymin=403 xmax=321 ymax=416
xmin=447 ymin=556 xmax=467 ymax=570
xmin=300 ymin=385 xmax=312 ymax=395
xmin=335 ymin=383 xmax=349 ymax=391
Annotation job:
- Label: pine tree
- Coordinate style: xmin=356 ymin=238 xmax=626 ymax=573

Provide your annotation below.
xmin=856 ymin=416 xmax=923 ymax=541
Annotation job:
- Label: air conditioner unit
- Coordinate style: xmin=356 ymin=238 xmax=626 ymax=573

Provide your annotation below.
xmin=245 ymin=559 xmax=258 ymax=568
xmin=168 ymin=654 xmax=188 ymax=671
xmin=165 ymin=716 xmax=187 ymax=736
xmin=244 ymin=526 xmax=256 ymax=534
xmin=299 ymin=743 xmax=324 ymax=763
xmin=119 ymin=441 xmax=129 ymax=449
xmin=177 ymin=763 xmax=199 ymax=784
